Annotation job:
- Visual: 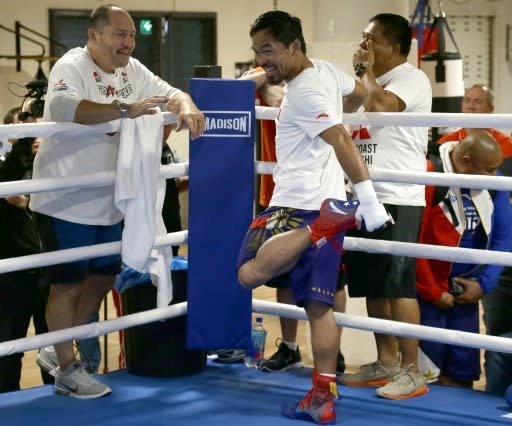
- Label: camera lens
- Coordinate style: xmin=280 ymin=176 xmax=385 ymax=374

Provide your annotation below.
xmin=18 ymin=111 xmax=31 ymax=121
xmin=32 ymin=100 xmax=45 ymax=118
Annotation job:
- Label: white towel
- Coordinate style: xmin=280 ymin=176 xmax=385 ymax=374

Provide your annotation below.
xmin=115 ymin=111 xmax=173 ymax=307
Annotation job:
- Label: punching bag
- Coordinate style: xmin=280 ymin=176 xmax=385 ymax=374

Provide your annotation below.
xmin=410 ymin=0 xmax=437 ymax=65
xmin=419 ymin=10 xmax=464 ymax=154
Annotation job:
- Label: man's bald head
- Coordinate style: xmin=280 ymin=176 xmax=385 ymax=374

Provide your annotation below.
xmin=452 ymin=129 xmax=503 ymax=176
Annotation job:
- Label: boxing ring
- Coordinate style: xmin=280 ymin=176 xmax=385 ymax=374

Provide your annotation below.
xmin=2 ymin=79 xmax=512 ymax=425
xmin=2 ymin=362 xmax=512 ymax=426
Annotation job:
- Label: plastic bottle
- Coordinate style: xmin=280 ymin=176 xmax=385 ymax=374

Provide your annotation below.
xmin=244 ymin=317 xmax=267 ymax=368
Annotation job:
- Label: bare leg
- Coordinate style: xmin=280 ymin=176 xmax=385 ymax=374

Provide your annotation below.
xmin=306 ymin=300 xmax=339 ymax=374
xmin=390 ymin=297 xmax=420 ymax=372
xmin=46 ymin=283 xmax=82 ymax=371
xmin=283 ymin=303 xmax=339 ymax=423
xmin=334 ymin=287 xmax=346 ymax=338
xmin=75 ymin=274 xmax=115 ymax=325
xmin=46 ymin=274 xmax=114 ymax=371
xmin=366 ymin=298 xmax=399 ymax=366
xmin=277 ymin=287 xmax=299 ymax=342
xmin=238 ymin=228 xmax=311 ymax=289
xmin=334 ymin=287 xmax=346 ymax=314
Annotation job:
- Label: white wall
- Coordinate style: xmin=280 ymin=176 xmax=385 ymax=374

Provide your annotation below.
xmin=309 ymin=1 xmax=412 ymax=75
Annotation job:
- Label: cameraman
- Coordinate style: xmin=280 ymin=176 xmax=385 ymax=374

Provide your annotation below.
xmin=0 ymin=100 xmax=52 ymax=392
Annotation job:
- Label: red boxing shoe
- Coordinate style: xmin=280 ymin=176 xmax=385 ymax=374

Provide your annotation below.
xmin=307 ymin=199 xmax=359 ymax=248
xmin=281 ymin=370 xmax=339 ymax=425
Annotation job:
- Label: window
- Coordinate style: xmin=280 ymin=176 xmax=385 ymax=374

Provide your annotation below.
xmin=49 ymin=9 xmax=217 ymax=91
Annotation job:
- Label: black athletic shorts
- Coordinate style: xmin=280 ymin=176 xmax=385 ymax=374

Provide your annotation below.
xmin=344 ymin=204 xmax=423 ymax=298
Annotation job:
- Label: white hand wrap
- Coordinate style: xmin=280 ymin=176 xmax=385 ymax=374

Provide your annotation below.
xmin=353 ymin=180 xmax=393 ymax=232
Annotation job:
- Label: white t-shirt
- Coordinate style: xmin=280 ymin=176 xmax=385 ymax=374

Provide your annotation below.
xmin=30 ymin=47 xmax=182 ymax=225
xmin=269 ymin=58 xmax=355 ymax=210
xmin=351 ymin=62 xmax=432 ymax=206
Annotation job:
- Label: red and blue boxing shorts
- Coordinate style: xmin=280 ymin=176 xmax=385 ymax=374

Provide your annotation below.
xmin=237 ymin=206 xmax=344 ymax=306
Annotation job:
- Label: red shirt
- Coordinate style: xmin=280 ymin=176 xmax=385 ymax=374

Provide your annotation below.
xmin=437 ymin=128 xmax=512 ymax=159
xmin=256 ymin=92 xmax=276 ymax=208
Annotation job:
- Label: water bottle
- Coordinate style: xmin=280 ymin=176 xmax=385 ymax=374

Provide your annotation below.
xmin=244 ymin=317 xmax=267 ymax=368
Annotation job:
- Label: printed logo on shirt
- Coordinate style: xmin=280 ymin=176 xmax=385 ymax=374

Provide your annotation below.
xmin=97 ymin=83 xmax=133 ymax=100
xmin=352 ymin=127 xmax=376 ymax=166
xmin=121 ymin=71 xmax=129 ymax=84
xmin=52 ymin=79 xmax=69 ymax=92
xmin=462 ymin=193 xmax=481 ymax=232
xmin=202 ymin=111 xmax=252 ymax=138
xmin=105 ymin=85 xmax=116 ymax=97
xmin=316 ymin=112 xmax=329 ymax=119
xmin=93 ymin=71 xmax=102 ymax=83
xmin=116 ymin=85 xmax=133 ymax=99
xmin=352 ymin=127 xmax=371 ymax=140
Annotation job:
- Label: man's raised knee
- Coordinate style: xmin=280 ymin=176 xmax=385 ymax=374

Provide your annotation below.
xmin=238 ymin=264 xmax=264 ymax=289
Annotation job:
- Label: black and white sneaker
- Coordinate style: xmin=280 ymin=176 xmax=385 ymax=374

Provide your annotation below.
xmin=260 ymin=342 xmax=303 ymax=372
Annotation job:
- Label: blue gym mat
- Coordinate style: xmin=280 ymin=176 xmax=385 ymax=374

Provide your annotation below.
xmin=2 ymin=361 xmax=511 ymax=425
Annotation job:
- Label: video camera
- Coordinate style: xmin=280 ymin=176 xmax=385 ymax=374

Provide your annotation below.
xmin=18 ymin=79 xmax=47 ymax=120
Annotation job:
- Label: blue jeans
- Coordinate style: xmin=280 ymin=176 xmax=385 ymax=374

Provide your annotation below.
xmin=485 ymin=330 xmax=512 ymax=395
xmin=77 ymin=312 xmax=101 ymax=374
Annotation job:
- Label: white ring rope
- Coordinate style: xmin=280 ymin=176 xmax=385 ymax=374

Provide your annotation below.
xmin=256 ymin=161 xmax=512 ymax=191
xmin=0 ymin=303 xmax=187 ymax=357
xmin=2 ymin=298 xmax=512 ymax=359
xmin=1 ymin=107 xmax=512 ymax=364
xmin=256 ymin=106 xmax=512 ymax=129
xmin=1 ymin=108 xmax=510 ymax=140
xmin=1 ymin=107 xmax=512 ymax=197
xmin=0 ymin=231 xmax=188 ymax=274
xmin=2 ymin=161 xmax=509 ymax=201
xmin=344 ymin=237 xmax=512 ymax=268
xmin=0 ymin=111 xmax=178 ymax=140
xmin=2 ymin=233 xmax=511 ymax=282
xmin=252 ymin=301 xmax=512 ymax=354
xmin=0 ymin=162 xmax=188 ymax=197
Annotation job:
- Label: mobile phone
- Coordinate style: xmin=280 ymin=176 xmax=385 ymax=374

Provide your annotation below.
xmin=449 ymin=279 xmax=464 ymax=296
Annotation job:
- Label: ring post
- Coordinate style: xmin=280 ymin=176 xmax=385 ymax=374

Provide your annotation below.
xmin=188 ymin=78 xmax=255 ymax=349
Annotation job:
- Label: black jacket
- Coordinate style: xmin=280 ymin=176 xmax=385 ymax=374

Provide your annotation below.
xmin=0 ymin=138 xmax=41 ymax=259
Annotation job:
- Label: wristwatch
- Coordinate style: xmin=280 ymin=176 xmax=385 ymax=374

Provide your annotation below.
xmin=119 ymin=102 xmax=129 ymax=119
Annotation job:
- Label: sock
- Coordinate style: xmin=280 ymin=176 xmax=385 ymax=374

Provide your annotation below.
xmin=283 ymin=341 xmax=297 ymax=351
xmin=317 ymin=372 xmax=336 ymax=378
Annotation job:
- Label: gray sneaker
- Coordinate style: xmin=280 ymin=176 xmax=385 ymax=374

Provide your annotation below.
xmin=37 ymin=346 xmax=59 ymax=377
xmin=55 ymin=361 xmax=112 ymax=399
xmin=339 ymin=360 xmax=400 ymax=387
xmin=376 ymin=366 xmax=429 ymax=400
